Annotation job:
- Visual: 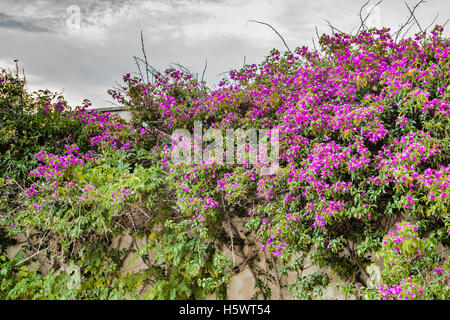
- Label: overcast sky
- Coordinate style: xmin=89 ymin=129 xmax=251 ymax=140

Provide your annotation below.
xmin=0 ymin=0 xmax=448 ymax=108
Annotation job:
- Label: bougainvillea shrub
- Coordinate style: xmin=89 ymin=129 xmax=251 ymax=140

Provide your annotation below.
xmin=1 ymin=25 xmax=449 ymax=299
xmin=341 ymin=222 xmax=449 ymax=300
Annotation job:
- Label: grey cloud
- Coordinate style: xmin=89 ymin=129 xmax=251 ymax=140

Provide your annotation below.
xmin=0 ymin=0 xmax=141 ymax=32
xmin=0 ymin=0 xmax=236 ymax=34
xmin=0 ymin=12 xmax=52 ymax=32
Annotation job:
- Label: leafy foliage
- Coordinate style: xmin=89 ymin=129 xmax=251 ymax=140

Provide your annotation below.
xmin=1 ymin=25 xmax=449 ymax=300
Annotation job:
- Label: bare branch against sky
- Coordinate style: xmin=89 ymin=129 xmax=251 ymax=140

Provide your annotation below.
xmin=0 ymin=0 xmax=448 ymax=107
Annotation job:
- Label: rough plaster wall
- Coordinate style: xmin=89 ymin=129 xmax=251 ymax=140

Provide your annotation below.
xmin=5 ymin=234 xmax=52 ymax=273
xmin=112 ymin=232 xmax=350 ymax=300
xmin=116 ymin=110 xmax=132 ymax=122
xmin=4 ymin=232 xmax=352 ymax=300
xmin=221 ymin=254 xmax=350 ymax=300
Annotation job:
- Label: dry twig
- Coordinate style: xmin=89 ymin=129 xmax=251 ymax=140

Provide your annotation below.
xmin=247 ymin=19 xmax=291 ymax=52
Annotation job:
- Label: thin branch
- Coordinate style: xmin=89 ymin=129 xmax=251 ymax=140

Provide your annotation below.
xmin=134 ymin=56 xmax=161 ymax=77
xmin=322 ymin=18 xmax=344 ymax=35
xmin=217 ymin=69 xmax=233 ymax=77
xmin=312 ymin=36 xmax=317 ymax=52
xmin=247 ymin=19 xmax=291 ymax=52
xmin=134 ymin=56 xmax=144 ymax=82
xmin=201 ymin=58 xmax=208 ymax=83
xmin=171 ymin=62 xmax=198 ymax=80
xmin=357 ymin=0 xmax=371 ymax=33
xmin=15 ymin=247 xmax=49 ymax=266
xmin=393 ymin=0 xmax=426 ymax=41
xmin=313 ymin=26 xmax=324 ymax=57
xmin=140 ymin=30 xmax=150 ymax=83
xmin=405 ymin=1 xmax=423 ymax=32
xmin=315 ymin=25 xmax=321 ymax=42
xmin=364 ymin=1 xmax=383 ymax=28
xmin=222 ymin=198 xmax=235 ymax=266
xmin=402 ymin=19 xmax=417 ymax=39
xmin=359 ymin=1 xmax=383 ymax=33
xmin=270 ymin=254 xmax=284 ymax=300
xmin=14 ymin=58 xmax=19 ymax=78
xmin=424 ymin=13 xmax=438 ymax=32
